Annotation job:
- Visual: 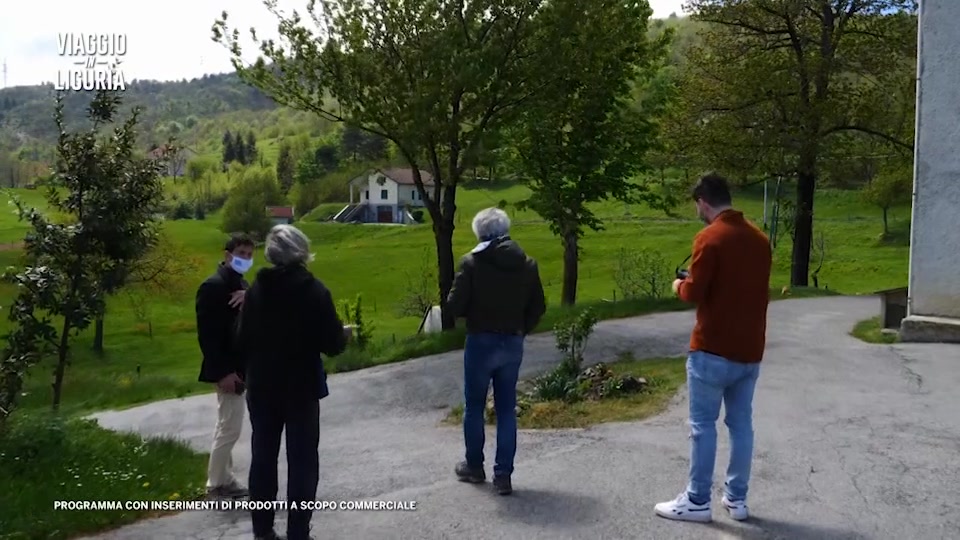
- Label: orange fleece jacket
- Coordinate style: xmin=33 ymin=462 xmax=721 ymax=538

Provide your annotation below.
xmin=678 ymin=210 xmax=772 ymax=363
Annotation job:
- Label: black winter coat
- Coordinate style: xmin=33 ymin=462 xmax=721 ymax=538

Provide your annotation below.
xmin=237 ymin=264 xmax=347 ymax=401
xmin=196 ymin=263 xmax=248 ymax=383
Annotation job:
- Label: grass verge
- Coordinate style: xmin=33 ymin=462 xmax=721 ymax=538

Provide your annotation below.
xmin=0 ymin=413 xmax=207 ymax=540
xmin=850 ymin=316 xmax=899 ymax=344
xmin=445 ymin=355 xmax=687 ymax=430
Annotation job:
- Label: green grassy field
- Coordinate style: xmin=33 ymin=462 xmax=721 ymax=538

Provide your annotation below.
xmin=0 ymin=179 xmax=909 ymax=415
xmin=0 ymin=412 xmax=208 ymax=540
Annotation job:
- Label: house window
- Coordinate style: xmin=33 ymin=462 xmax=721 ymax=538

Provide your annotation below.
xmin=411 ymin=190 xmax=417 ymax=200
xmin=380 ymin=189 xmax=388 ymax=200
xmin=364 ymin=190 xmax=369 ymax=200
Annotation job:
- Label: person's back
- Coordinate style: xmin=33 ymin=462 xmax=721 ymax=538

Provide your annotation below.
xmin=689 ymin=210 xmax=771 ymax=364
xmin=237 ymin=225 xmax=347 ymax=540
xmin=656 ymin=173 xmax=772 ymax=524
xmin=446 ymin=208 xmax=546 ymax=496
xmin=241 ymin=263 xmax=346 ymax=400
xmin=453 ymin=237 xmax=545 ymax=336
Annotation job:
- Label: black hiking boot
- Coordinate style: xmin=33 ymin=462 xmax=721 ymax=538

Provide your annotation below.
xmin=455 ymin=461 xmax=486 ymax=483
xmin=254 ymin=531 xmax=285 ymax=540
xmin=493 ymin=475 xmax=513 ymax=495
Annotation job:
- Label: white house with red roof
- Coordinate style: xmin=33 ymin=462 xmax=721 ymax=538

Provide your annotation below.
xmin=266 ymin=206 xmax=295 ymax=226
xmin=336 ymin=168 xmax=436 ymax=224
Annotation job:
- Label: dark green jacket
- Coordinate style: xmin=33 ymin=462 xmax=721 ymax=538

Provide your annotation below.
xmin=446 ymin=237 xmax=546 ymax=335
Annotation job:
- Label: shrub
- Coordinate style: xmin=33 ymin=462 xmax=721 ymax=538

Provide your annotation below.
xmin=290 ymin=179 xmax=324 ymax=217
xmin=170 ymin=201 xmax=193 ymax=220
xmin=338 ymin=294 xmax=373 ymax=349
xmin=614 ymin=247 xmax=671 ymax=300
xmin=221 ymin=166 xmax=285 ymax=239
xmin=554 ymin=307 xmax=598 ymax=373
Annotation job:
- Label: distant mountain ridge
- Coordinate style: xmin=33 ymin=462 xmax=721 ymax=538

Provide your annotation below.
xmin=0 ymin=72 xmax=280 ymax=151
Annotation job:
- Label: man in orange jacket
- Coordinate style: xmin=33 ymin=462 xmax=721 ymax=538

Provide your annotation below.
xmin=655 ymin=173 xmax=772 ymax=523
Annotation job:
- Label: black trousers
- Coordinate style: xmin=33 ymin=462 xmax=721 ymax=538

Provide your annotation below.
xmin=247 ymin=391 xmax=320 ymax=540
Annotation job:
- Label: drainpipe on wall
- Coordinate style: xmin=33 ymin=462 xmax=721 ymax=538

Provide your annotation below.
xmin=905 ymin=0 xmax=924 ymax=318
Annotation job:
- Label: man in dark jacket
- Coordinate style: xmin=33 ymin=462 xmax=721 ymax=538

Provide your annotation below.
xmin=237 ymin=224 xmax=348 ymax=540
xmin=196 ymin=232 xmax=255 ymax=499
xmin=446 ymin=207 xmax=546 ymax=495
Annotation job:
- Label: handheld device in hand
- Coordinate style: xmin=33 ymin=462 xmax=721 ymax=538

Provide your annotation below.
xmin=675 ymin=254 xmax=692 ymax=280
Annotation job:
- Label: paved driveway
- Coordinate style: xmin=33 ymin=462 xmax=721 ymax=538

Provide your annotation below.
xmin=83 ymin=296 xmax=960 ymax=539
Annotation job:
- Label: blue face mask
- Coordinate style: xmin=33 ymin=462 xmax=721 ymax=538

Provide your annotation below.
xmin=230 ymin=255 xmax=253 ymax=274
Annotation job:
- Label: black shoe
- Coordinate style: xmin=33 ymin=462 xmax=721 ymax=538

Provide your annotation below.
xmin=254 ymin=531 xmax=285 ymax=540
xmin=455 ymin=461 xmax=486 ymax=483
xmin=493 ymin=475 xmax=512 ymax=495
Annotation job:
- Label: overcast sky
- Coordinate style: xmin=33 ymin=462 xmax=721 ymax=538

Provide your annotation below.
xmin=0 ymin=0 xmax=688 ymax=88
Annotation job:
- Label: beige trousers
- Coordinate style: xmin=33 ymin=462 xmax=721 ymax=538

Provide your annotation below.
xmin=206 ymin=388 xmax=246 ymax=488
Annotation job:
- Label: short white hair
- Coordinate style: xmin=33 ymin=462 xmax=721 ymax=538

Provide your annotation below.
xmin=264 ymin=224 xmax=314 ymax=266
xmin=471 ymin=207 xmax=511 ymax=241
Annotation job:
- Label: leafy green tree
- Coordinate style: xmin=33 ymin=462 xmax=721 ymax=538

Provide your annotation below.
xmin=359 ymin=132 xmax=387 ymax=162
xmin=221 ymin=165 xmax=285 ymax=239
xmin=290 ymin=179 xmax=323 ymax=218
xmin=246 ymin=131 xmax=259 ymax=165
xmin=0 ymin=90 xmax=168 ymax=423
xmin=276 ymin=142 xmax=295 ymax=193
xmin=340 ymin=125 xmax=365 ymax=161
xmin=861 ymin=162 xmax=913 ymax=237
xmin=214 ymin=0 xmax=564 ymax=329
xmin=186 ymin=155 xmax=219 ymax=182
xmin=234 ymin=131 xmax=247 ymax=166
xmin=295 ymin=153 xmax=323 ymax=186
xmin=510 ymin=0 xmax=673 ymax=305
xmin=222 ymin=129 xmax=236 ymax=165
xmin=314 ymin=143 xmax=339 ymax=174
xmin=680 ymin=0 xmax=917 ymax=286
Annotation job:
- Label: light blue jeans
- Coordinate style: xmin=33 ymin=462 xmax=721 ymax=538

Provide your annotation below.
xmin=685 ymin=350 xmax=761 ymax=504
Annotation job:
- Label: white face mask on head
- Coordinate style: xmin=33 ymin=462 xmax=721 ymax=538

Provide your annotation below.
xmin=230 ymin=255 xmax=254 ymax=274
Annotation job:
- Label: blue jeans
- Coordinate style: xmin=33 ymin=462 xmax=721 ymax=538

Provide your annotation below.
xmin=685 ymin=350 xmax=761 ymax=504
xmin=462 ymin=332 xmax=524 ymax=478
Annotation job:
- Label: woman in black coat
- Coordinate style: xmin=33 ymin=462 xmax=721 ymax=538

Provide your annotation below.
xmin=237 ymin=224 xmax=348 ymax=540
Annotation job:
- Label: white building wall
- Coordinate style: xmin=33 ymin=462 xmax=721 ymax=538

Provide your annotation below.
xmin=900 ymin=0 xmax=960 ymax=342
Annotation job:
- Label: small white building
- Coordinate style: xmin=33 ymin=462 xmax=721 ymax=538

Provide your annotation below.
xmin=335 ymin=168 xmax=435 ymax=224
xmin=266 ymin=206 xmax=295 ymax=226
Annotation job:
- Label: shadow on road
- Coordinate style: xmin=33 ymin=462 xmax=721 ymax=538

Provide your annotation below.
xmin=708 ymin=516 xmax=870 ymax=539
xmin=491 ymin=488 xmax=603 ymax=527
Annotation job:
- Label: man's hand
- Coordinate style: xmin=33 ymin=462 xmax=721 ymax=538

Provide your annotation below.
xmin=672 ymin=279 xmax=683 ymax=296
xmin=228 ymin=290 xmax=246 ymax=309
xmin=217 ymin=372 xmax=242 ymax=393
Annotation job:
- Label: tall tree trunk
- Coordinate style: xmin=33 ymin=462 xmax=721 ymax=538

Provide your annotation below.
xmin=52 ymin=320 xmax=71 ymax=412
xmin=791 ymin=162 xmax=816 ymax=287
xmin=93 ymin=316 xmax=104 ymax=353
xmin=561 ymin=231 xmax=579 ymax=306
xmin=436 ymin=183 xmax=459 ymax=330
xmin=882 ymin=207 xmax=889 ymax=236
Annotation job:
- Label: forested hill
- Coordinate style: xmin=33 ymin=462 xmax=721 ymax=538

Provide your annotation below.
xmin=0 ymin=72 xmax=279 ymax=151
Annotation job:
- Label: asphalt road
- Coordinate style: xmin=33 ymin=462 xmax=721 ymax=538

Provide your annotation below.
xmin=82 ymin=296 xmax=960 ymax=540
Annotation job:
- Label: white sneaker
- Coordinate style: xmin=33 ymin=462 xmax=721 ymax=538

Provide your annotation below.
xmin=654 ymin=493 xmax=712 ymax=522
xmin=721 ymin=496 xmax=749 ymax=521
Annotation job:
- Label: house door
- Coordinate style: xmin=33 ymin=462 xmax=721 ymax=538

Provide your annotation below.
xmin=377 ymin=206 xmax=393 ymax=223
